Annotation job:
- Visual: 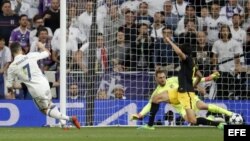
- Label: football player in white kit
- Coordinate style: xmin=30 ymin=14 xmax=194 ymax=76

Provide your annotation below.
xmin=6 ymin=42 xmax=80 ymax=129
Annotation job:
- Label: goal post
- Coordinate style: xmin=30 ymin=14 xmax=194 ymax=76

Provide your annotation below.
xmin=59 ymin=0 xmax=67 ymax=121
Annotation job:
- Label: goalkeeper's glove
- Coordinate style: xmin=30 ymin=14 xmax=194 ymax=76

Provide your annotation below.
xmin=130 ymin=113 xmax=143 ymax=121
xmin=210 ymin=72 xmax=220 ymax=80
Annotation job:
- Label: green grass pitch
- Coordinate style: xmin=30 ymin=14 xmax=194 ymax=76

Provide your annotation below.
xmin=0 ymin=127 xmax=223 ymax=141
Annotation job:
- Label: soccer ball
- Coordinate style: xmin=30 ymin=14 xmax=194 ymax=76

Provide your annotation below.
xmin=229 ymin=113 xmax=243 ymax=125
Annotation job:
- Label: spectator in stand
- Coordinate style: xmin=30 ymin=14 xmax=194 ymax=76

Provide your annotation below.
xmin=136 ymin=2 xmax=153 ymax=26
xmin=120 ymin=0 xmax=140 ymax=14
xmin=103 ymin=5 xmax=124 ymax=52
xmin=242 ymin=0 xmax=250 ymax=30
xmin=29 ymin=14 xmax=53 ymax=45
xmin=171 ymin=0 xmax=189 ymax=18
xmin=12 ymin=0 xmax=39 ymax=19
xmin=52 ymin=26 xmax=86 ymax=72
xmin=67 ymin=83 xmax=82 ymax=100
xmin=118 ymin=10 xmax=137 ymax=49
xmin=0 ymin=0 xmax=19 ymax=46
xmin=163 ymin=0 xmax=179 ymax=31
xmin=212 ymin=24 xmax=246 ymax=100
xmin=112 ymin=31 xmax=130 ymax=72
xmin=188 ymin=0 xmax=208 ymax=17
xmin=95 ymin=33 xmax=109 ymax=72
xmin=205 ymin=3 xmax=230 ymax=46
xmin=9 ymin=14 xmax=30 ymax=54
xmin=67 ymin=4 xmax=79 ymax=27
xmin=96 ymin=89 xmax=108 ymax=100
xmin=30 ymin=27 xmax=54 ymax=71
xmin=154 ymin=26 xmax=178 ymax=72
xmin=143 ymin=0 xmax=165 ymax=17
xmin=77 ymin=0 xmax=104 ymax=38
xmin=220 ymin=0 xmax=244 ymax=21
xmin=112 ymin=84 xmax=126 ymax=99
xmin=200 ymin=6 xmax=209 ymax=26
xmin=194 ymin=31 xmax=212 ymax=76
xmin=131 ymin=23 xmax=153 ymax=71
xmin=150 ymin=11 xmax=165 ymax=43
xmin=230 ymin=13 xmax=247 ymax=64
xmin=0 ymin=36 xmax=11 ymax=99
xmin=97 ymin=0 xmax=115 ymax=18
xmin=175 ymin=4 xmax=203 ymax=36
xmin=43 ymin=0 xmax=60 ymax=33
xmin=177 ymin=19 xmax=197 ymax=45
xmin=39 ymin=0 xmax=51 ymax=13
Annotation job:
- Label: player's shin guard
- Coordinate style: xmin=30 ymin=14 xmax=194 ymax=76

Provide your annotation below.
xmin=196 ymin=117 xmax=220 ymax=126
xmin=46 ymin=105 xmax=70 ymax=121
xmin=148 ymin=103 xmax=159 ymax=126
xmin=208 ymin=104 xmax=233 ymax=117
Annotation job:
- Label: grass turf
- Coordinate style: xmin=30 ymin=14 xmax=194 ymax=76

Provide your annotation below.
xmin=0 ymin=127 xmax=223 ymax=141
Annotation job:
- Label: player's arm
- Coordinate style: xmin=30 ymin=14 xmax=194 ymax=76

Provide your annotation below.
xmin=6 ymin=65 xmax=16 ymax=94
xmin=199 ymin=72 xmax=220 ymax=82
xmin=193 ymin=69 xmax=202 ymax=89
xmin=32 ymin=42 xmax=51 ymax=60
xmin=37 ymin=42 xmax=50 ymax=55
xmin=234 ymin=53 xmax=241 ymax=73
xmin=212 ymin=53 xmax=218 ymax=71
xmin=165 ymin=36 xmax=186 ymax=60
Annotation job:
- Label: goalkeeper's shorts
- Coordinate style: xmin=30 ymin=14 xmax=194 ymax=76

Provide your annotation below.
xmin=172 ymin=95 xmax=200 ymax=117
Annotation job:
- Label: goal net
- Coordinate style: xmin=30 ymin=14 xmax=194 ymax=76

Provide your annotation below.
xmin=63 ymin=0 xmax=250 ymax=127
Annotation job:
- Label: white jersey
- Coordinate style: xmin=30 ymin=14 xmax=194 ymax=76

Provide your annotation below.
xmin=212 ymin=39 xmax=243 ymax=72
xmin=6 ymin=51 xmax=50 ymax=98
xmin=230 ymin=27 xmax=246 ymax=46
xmin=230 ymin=27 xmax=246 ymax=63
xmin=171 ymin=1 xmax=189 ymax=17
xmin=205 ymin=16 xmax=230 ymax=44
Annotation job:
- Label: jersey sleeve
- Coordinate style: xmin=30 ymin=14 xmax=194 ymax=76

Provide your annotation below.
xmin=6 ymin=65 xmax=16 ymax=88
xmin=211 ymin=41 xmax=219 ymax=54
xmin=28 ymin=51 xmax=49 ymax=61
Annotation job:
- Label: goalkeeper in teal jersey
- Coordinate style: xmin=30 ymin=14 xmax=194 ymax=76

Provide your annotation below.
xmin=131 ymin=71 xmax=234 ymax=130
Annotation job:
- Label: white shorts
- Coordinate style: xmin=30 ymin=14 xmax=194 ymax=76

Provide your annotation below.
xmin=33 ymin=89 xmax=52 ymax=110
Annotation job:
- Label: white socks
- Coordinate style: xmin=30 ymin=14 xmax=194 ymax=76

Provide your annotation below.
xmin=46 ymin=105 xmax=70 ymax=121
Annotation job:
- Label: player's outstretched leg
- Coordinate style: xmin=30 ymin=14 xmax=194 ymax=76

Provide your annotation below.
xmin=208 ymin=104 xmax=233 ymax=117
xmin=196 ymin=117 xmax=226 ymax=130
xmin=45 ymin=105 xmax=81 ymax=129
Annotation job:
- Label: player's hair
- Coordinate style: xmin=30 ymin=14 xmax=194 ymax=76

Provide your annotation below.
xmin=10 ymin=42 xmax=21 ymax=55
xmin=218 ymin=24 xmax=232 ymax=39
xmin=155 ymin=69 xmax=166 ymax=77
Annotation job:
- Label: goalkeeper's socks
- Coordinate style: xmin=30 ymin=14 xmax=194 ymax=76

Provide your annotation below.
xmin=46 ymin=105 xmax=70 ymax=121
xmin=208 ymin=104 xmax=233 ymax=117
xmin=196 ymin=117 xmax=220 ymax=126
xmin=148 ymin=103 xmax=159 ymax=126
